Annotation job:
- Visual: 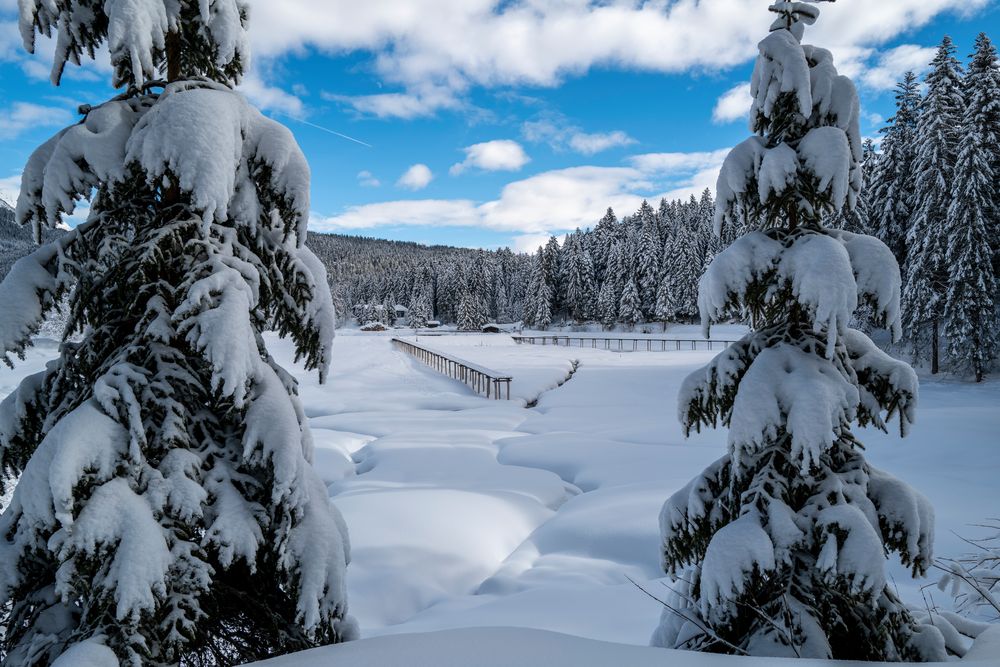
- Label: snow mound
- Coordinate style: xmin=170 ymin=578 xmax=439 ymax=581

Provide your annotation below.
xmin=246 ymin=625 xmax=991 ymax=666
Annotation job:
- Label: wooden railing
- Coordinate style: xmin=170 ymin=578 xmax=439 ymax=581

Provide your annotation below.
xmin=391 ymin=338 xmax=513 ymax=400
xmin=511 ymin=335 xmax=739 ymax=352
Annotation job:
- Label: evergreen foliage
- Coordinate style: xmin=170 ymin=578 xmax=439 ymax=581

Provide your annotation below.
xmin=869 ymin=72 xmax=921 ymax=264
xmin=654 ymin=3 xmax=946 ymax=660
xmin=943 ymin=33 xmax=1000 ymax=382
xmin=0 ymin=2 xmax=354 ymax=664
xmin=902 ymin=37 xmax=964 ymax=374
xmin=618 ymin=278 xmax=642 ymax=328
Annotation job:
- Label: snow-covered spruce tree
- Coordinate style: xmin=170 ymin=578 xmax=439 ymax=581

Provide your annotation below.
xmin=562 ymin=234 xmax=596 ymax=323
xmin=943 ymin=33 xmax=1000 ymax=382
xmin=457 ymin=290 xmax=488 ymax=331
xmin=407 ymin=290 xmax=432 ymax=329
xmin=979 ymin=37 xmax=1000 ymax=283
xmin=542 ymin=236 xmax=563 ymax=316
xmin=618 ymin=277 xmax=642 ymax=329
xmin=660 ymin=219 xmax=702 ymax=323
xmin=869 ymin=72 xmax=921 ymax=266
xmin=0 ymin=2 xmax=356 ymax=665
xmin=903 ymin=37 xmax=964 ymax=375
xmin=653 ymin=2 xmax=945 ymax=660
xmin=592 ymin=207 xmax=618 ymax=284
xmin=523 ymin=250 xmax=547 ymax=329
xmin=598 ymin=279 xmax=619 ymax=330
xmin=637 ymin=200 xmax=662 ymax=316
xmin=654 ymin=268 xmax=673 ymax=332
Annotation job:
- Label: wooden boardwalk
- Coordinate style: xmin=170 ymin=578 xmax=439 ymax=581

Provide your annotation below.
xmin=391 ymin=338 xmax=513 ymax=400
xmin=512 ymin=335 xmax=739 ymax=352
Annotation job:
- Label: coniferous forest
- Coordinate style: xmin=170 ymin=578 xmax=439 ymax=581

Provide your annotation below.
xmin=306 ymin=32 xmax=1000 ymax=382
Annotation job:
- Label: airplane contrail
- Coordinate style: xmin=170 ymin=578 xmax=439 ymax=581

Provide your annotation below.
xmin=276 ymin=113 xmax=374 ymax=148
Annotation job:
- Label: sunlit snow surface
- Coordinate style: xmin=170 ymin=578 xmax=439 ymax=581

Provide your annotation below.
xmin=2 ymin=331 xmax=997 ymax=664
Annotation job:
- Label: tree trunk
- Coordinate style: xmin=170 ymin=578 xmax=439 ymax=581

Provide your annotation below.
xmin=930 ymin=318 xmax=939 ymax=375
xmin=166 ymin=30 xmax=181 ymax=83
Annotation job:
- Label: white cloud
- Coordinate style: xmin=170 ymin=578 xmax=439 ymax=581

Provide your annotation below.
xmin=314 ymin=146 xmax=730 ymax=238
xmin=628 ymin=149 xmax=731 ymax=175
xmin=712 ymin=83 xmax=751 ymax=124
xmin=450 ymin=140 xmax=529 ymax=175
xmin=512 ymin=233 xmax=552 ymax=254
xmin=857 ymin=44 xmax=937 ymax=90
xmin=568 ymin=130 xmax=636 ymax=155
xmin=245 ymin=0 xmax=988 ymax=117
xmin=397 ymin=163 xmax=434 ymax=190
xmin=0 ymin=173 xmax=21 ymax=206
xmin=357 ymin=170 xmax=381 ymax=187
xmin=324 ymin=85 xmax=462 ymax=120
xmin=312 ymin=199 xmax=477 ymax=232
xmin=523 ymin=116 xmax=636 ymax=155
xmin=238 ymin=71 xmax=305 ymax=116
xmin=0 ymin=102 xmax=73 ymax=140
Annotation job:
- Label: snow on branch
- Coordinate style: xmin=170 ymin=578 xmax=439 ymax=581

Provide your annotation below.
xmin=174 ymin=262 xmax=260 ymax=408
xmin=698 ymin=514 xmax=777 ymax=623
xmin=697 ymin=231 xmax=783 ymax=337
xmin=127 ymin=82 xmax=311 ymax=238
xmin=867 ymin=466 xmax=935 ymax=575
xmin=777 ymin=232 xmax=857 ymax=355
xmin=833 ymin=231 xmax=903 ymax=340
xmin=752 ymin=29 xmax=813 ymax=124
xmin=0 ymin=235 xmax=77 ymax=366
xmin=815 ymin=504 xmax=887 ymax=594
xmin=18 ymin=100 xmax=144 ymax=234
xmin=729 ymin=343 xmax=859 ymax=474
xmin=843 ymin=329 xmax=917 ymax=435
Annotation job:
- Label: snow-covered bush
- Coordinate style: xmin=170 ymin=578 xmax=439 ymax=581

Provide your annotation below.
xmin=652 ymin=2 xmax=945 ymax=660
xmin=0 ymin=1 xmax=355 ymax=664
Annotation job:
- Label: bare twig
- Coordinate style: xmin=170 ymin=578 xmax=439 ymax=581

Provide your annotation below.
xmin=625 ymin=576 xmax=749 ymax=656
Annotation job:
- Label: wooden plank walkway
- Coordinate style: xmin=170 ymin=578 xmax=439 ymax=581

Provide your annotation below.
xmin=391 ymin=338 xmax=513 ymax=400
xmin=511 ymin=335 xmax=739 ymax=352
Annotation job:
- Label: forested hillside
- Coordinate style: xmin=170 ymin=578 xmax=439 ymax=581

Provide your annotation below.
xmin=308 ymin=192 xmax=726 ymax=332
xmin=0 ymin=197 xmax=63 ymax=278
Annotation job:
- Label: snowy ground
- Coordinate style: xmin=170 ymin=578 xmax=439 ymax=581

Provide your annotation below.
xmin=1 ymin=332 xmax=997 ymax=664
xmin=275 ymin=331 xmax=998 ymax=664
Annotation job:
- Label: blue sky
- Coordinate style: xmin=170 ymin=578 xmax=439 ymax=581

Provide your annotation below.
xmin=1 ymin=0 xmax=997 ymax=251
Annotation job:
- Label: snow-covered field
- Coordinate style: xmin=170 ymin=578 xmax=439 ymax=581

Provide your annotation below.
xmin=1 ymin=332 xmax=997 ymax=664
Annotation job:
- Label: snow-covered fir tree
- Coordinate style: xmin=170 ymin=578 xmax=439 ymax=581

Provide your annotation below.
xmin=943 ymin=33 xmax=1000 ymax=382
xmin=0 ymin=2 xmax=355 ymax=664
xmin=457 ymin=288 xmax=489 ymax=331
xmin=978 ymin=36 xmax=1000 ymax=281
xmin=523 ymin=249 xmax=552 ymax=330
xmin=597 ymin=278 xmax=619 ymax=330
xmin=659 ymin=216 xmax=702 ymax=322
xmin=653 ymin=269 xmax=673 ymax=332
xmin=903 ymin=37 xmax=965 ymax=374
xmin=542 ymin=236 xmax=563 ymax=314
xmin=618 ymin=278 xmax=642 ymax=329
xmin=869 ymin=71 xmax=921 ymax=265
xmin=653 ymin=2 xmax=945 ymax=660
xmin=636 ymin=200 xmax=662 ymax=316
xmin=407 ymin=290 xmax=432 ymax=329
xmin=591 ymin=208 xmax=618 ymax=284
xmin=562 ymin=233 xmax=596 ymax=322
